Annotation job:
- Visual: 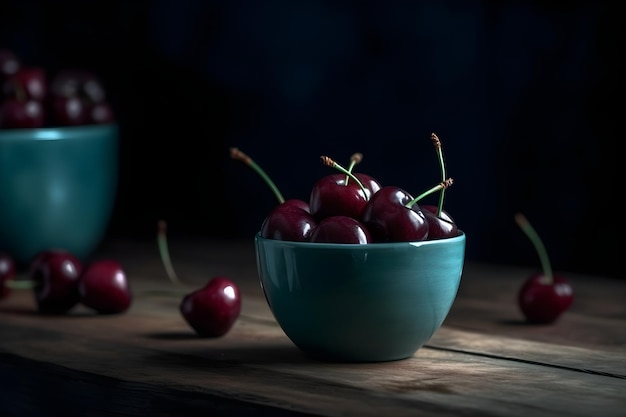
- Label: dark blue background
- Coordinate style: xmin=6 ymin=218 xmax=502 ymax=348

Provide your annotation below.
xmin=1 ymin=1 xmax=622 ymax=278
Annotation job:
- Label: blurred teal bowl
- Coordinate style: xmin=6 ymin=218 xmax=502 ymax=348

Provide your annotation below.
xmin=0 ymin=124 xmax=118 ymax=265
xmin=254 ymin=232 xmax=466 ymax=363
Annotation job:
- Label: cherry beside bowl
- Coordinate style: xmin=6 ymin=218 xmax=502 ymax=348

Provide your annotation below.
xmin=0 ymin=123 xmax=118 ymax=265
xmin=254 ymin=231 xmax=466 ymax=363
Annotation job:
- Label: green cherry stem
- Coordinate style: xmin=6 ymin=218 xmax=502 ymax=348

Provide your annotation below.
xmin=5 ymin=279 xmax=37 ymax=290
xmin=320 ymin=155 xmax=369 ymax=199
xmin=431 ymin=132 xmax=446 ymax=217
xmin=515 ymin=213 xmax=553 ymax=284
xmin=157 ymin=220 xmax=182 ymax=286
xmin=230 ymin=147 xmax=285 ymax=204
xmin=405 ymin=178 xmax=454 ymax=209
xmin=345 ymin=152 xmax=363 ymax=185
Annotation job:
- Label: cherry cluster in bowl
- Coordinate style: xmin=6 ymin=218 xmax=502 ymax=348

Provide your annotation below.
xmin=0 ymin=48 xmax=114 ymax=129
xmin=0 ymin=250 xmax=131 ymax=315
xmin=231 ymin=134 xmax=461 ymax=245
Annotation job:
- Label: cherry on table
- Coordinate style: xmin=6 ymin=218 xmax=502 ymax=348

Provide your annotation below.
xmin=518 ymin=272 xmax=573 ymax=324
xmin=515 ymin=213 xmax=574 ymax=324
xmin=0 ymin=252 xmax=16 ymax=300
xmin=78 ymin=259 xmax=132 ymax=314
xmin=158 ymin=220 xmax=242 ymax=337
xmin=30 ymin=249 xmax=83 ymax=314
xmin=180 ymin=276 xmax=242 ymax=337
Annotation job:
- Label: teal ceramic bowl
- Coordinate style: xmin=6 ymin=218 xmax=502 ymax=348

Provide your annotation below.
xmin=0 ymin=124 xmax=118 ymax=265
xmin=255 ymin=232 xmax=466 ymax=362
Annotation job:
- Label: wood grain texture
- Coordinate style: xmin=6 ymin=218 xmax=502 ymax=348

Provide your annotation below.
xmin=1 ymin=238 xmax=625 ymax=417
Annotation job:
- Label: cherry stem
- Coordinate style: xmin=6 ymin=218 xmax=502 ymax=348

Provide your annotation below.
xmin=431 ymin=132 xmax=446 ymax=217
xmin=515 ymin=213 xmax=553 ymax=284
xmin=157 ymin=220 xmax=182 ymax=286
xmin=320 ymin=156 xmax=369 ymax=199
xmin=5 ymin=279 xmax=36 ymax=290
xmin=230 ymin=147 xmax=285 ymax=204
xmin=345 ymin=152 xmax=363 ymax=184
xmin=405 ymin=178 xmax=454 ymax=209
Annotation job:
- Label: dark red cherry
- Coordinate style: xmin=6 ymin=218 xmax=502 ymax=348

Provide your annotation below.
xmin=420 ymin=204 xmax=459 ymax=240
xmin=0 ymin=253 xmax=16 ymax=300
xmin=420 ymin=204 xmax=455 ymax=223
xmin=50 ymin=95 xmax=88 ymax=126
xmin=515 ymin=213 xmax=574 ymax=324
xmin=0 ymin=98 xmax=45 ymax=128
xmin=78 ymin=259 xmax=132 ymax=314
xmin=50 ymin=69 xmax=106 ymax=102
xmin=309 ymin=173 xmax=371 ymax=221
xmin=180 ymin=276 xmax=242 ymax=337
xmin=309 ymin=215 xmax=371 ymax=244
xmin=361 ymin=186 xmax=429 ymax=242
xmin=3 ymin=67 xmax=47 ymax=101
xmin=30 ymin=250 xmax=82 ymax=314
xmin=353 ymin=172 xmax=382 ymax=196
xmin=88 ymin=101 xmax=115 ymax=124
xmin=280 ymin=198 xmax=311 ymax=212
xmin=518 ymin=273 xmax=574 ymax=324
xmin=261 ymin=199 xmax=317 ymax=241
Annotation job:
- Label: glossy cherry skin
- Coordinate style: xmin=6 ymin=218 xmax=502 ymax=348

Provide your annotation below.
xmin=49 ymin=95 xmax=88 ymax=126
xmin=88 ymin=101 xmax=115 ymax=124
xmin=518 ymin=273 xmax=574 ymax=324
xmin=0 ymin=98 xmax=45 ymax=128
xmin=280 ymin=198 xmax=311 ymax=212
xmin=353 ymin=172 xmax=382 ymax=196
xmin=78 ymin=259 xmax=132 ymax=314
xmin=50 ymin=69 xmax=106 ymax=103
xmin=420 ymin=205 xmax=459 ymax=240
xmin=180 ymin=276 xmax=242 ymax=337
xmin=30 ymin=250 xmax=83 ymax=314
xmin=361 ymin=186 xmax=429 ymax=242
xmin=0 ymin=253 xmax=16 ymax=300
xmin=261 ymin=199 xmax=317 ymax=242
xmin=309 ymin=215 xmax=371 ymax=244
xmin=3 ymin=67 xmax=47 ymax=101
xmin=309 ymin=173 xmax=380 ymax=221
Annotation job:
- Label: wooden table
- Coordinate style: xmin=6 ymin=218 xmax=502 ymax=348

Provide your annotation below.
xmin=1 ymin=238 xmax=625 ymax=417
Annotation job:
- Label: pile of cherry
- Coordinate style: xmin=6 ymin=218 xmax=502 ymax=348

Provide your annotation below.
xmin=232 ymin=133 xmax=460 ymax=245
xmin=0 ymin=48 xmax=114 ymax=129
xmin=0 ymin=250 xmax=131 ymax=314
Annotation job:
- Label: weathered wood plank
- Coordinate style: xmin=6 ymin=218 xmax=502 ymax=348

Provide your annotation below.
xmin=1 ymin=239 xmax=625 ymax=417
xmin=1 ymin=287 xmax=625 ymax=417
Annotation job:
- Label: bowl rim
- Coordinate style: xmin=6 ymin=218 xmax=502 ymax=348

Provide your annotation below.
xmin=0 ymin=123 xmax=118 ymax=141
xmin=255 ymin=230 xmax=465 ymax=250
